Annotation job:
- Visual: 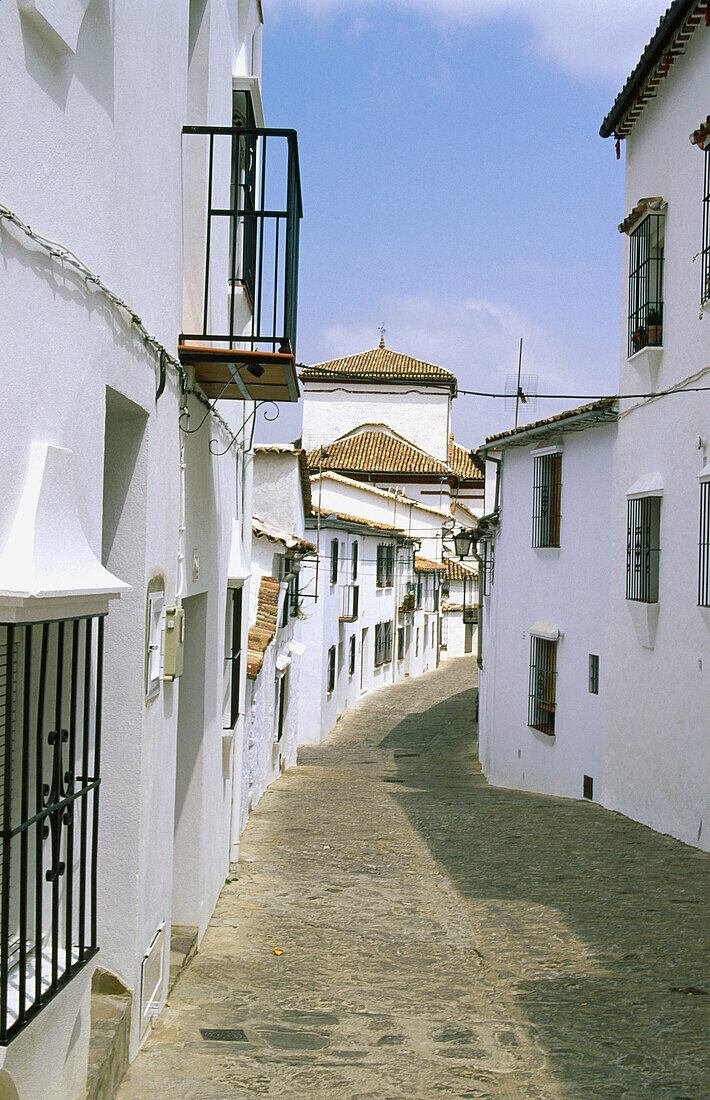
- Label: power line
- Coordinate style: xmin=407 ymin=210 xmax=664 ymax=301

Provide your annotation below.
xmin=457 ymin=386 xmax=710 ymax=399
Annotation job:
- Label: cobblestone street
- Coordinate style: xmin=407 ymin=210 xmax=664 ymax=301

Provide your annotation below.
xmin=119 ymin=657 xmax=709 ymax=1099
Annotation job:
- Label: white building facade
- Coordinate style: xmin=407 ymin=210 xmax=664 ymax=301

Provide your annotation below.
xmin=599 ymin=0 xmax=710 ymax=850
xmin=0 ymin=2 xmax=302 ymax=1095
xmin=477 ymin=403 xmax=617 ymax=803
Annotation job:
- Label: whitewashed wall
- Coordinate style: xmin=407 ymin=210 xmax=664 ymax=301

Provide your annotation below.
xmin=242 ymin=535 xmax=301 ymax=831
xmin=479 ymin=423 xmax=616 ymax=803
xmin=603 ymin=25 xmax=710 ymax=850
xmin=302 ymin=381 xmax=452 ymax=462
xmin=0 ymin=0 xmax=261 ymax=1092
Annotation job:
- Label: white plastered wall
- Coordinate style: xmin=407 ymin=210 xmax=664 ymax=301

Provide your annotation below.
xmin=603 ymin=25 xmax=710 ymax=850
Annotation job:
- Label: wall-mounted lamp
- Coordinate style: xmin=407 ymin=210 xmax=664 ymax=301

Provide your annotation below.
xmin=453 ymin=529 xmax=474 ymax=559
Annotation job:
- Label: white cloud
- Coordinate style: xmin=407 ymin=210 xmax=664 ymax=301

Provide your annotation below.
xmin=315 ymin=293 xmax=617 ymax=447
xmin=266 ymin=0 xmax=663 ymax=82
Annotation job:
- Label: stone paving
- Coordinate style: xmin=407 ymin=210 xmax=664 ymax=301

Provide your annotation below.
xmin=118 ymin=657 xmax=709 ymax=1099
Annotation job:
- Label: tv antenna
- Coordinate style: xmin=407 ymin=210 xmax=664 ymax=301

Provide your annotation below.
xmin=505 ymin=338 xmax=538 ymax=426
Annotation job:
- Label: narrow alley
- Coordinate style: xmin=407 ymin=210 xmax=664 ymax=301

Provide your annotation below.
xmin=118 ymin=658 xmax=708 ymax=1100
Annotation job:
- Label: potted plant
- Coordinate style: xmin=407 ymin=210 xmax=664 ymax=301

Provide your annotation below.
xmin=400 ymin=592 xmax=415 ymax=613
xmin=647 ymin=307 xmax=662 ymax=346
xmin=631 ymin=326 xmax=647 ymax=353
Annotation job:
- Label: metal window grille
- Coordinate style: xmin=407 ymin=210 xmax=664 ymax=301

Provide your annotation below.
xmin=699 ymin=480 xmax=710 ymax=607
xmin=330 ymin=539 xmax=338 ymax=585
xmin=351 ymin=542 xmax=358 ymax=582
xmin=327 ymin=646 xmax=335 ymax=693
xmin=376 ymin=545 xmax=394 ymax=588
xmin=440 ymin=615 xmax=448 ymax=649
xmin=223 ymin=587 xmax=243 ymax=729
xmin=384 ymin=622 xmax=393 ymax=664
xmin=348 ymin=635 xmax=356 ymax=677
xmin=532 ymin=453 xmax=562 ymax=548
xmin=628 ymin=213 xmax=664 ymax=357
xmin=702 ymin=149 xmax=710 ymax=306
xmin=0 ymin=616 xmax=104 ymax=1043
xmin=626 ymin=496 xmax=661 ymax=602
xmin=416 ymin=580 xmax=423 ymax=609
xmin=374 ymin=624 xmax=384 ymax=667
xmin=397 ymin=627 xmax=405 ymax=661
xmin=288 ymin=573 xmax=299 ymax=618
xmin=463 ymin=575 xmax=478 ymax=624
xmin=339 ymin=584 xmax=359 ymax=621
xmin=528 ymin=636 xmax=557 ymax=736
xmin=588 ymin=653 xmax=599 ymax=695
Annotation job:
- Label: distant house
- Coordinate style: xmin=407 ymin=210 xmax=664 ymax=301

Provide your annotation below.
xmin=477 ymin=401 xmax=617 ymax=802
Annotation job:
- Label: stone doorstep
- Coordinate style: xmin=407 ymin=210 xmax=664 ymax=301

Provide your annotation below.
xmin=86 ymin=926 xmax=197 ymax=1099
xmin=86 ymin=969 xmax=131 ymax=1100
xmin=168 ymin=925 xmax=199 ymax=997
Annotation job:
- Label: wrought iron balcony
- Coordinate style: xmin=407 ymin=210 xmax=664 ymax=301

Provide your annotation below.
xmin=339 ymin=584 xmax=359 ymax=622
xmin=179 ymin=125 xmax=302 ymax=402
xmin=463 ymin=605 xmax=478 ymax=624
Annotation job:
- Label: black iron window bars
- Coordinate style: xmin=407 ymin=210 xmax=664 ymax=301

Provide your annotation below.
xmin=628 ymin=213 xmax=664 ymax=357
xmin=348 ymin=635 xmax=356 ymax=677
xmin=330 ymin=539 xmax=339 ymax=585
xmin=532 ymin=453 xmax=562 ymax=548
xmin=376 ymin=545 xmax=394 ymax=588
xmin=181 ymin=126 xmax=302 ymax=358
xmin=0 ymin=615 xmax=104 ymax=1044
xmin=699 ymin=480 xmax=710 ymax=607
xmin=339 ymin=585 xmax=359 ymax=622
xmin=374 ymin=622 xmax=393 ymax=666
xmin=626 ymin=496 xmax=661 ymax=602
xmin=528 ymin=636 xmax=557 ymax=736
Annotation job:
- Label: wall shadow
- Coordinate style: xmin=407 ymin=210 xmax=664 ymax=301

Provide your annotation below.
xmin=379 ymin=687 xmax=709 ymax=1098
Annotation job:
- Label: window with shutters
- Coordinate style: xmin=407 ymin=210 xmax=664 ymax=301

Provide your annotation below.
xmin=0 ymin=616 xmax=104 ymax=1042
xmin=383 ymin=621 xmax=393 ymax=663
xmin=376 ymin=544 xmax=394 ymax=588
xmin=223 ymin=587 xmax=243 ymax=729
xmin=351 ymin=542 xmax=358 ymax=582
xmin=330 ymin=539 xmax=339 ymax=584
xmin=348 ymin=635 xmax=356 ymax=676
xmin=532 ymin=452 xmax=562 ymax=548
xmin=626 ymin=496 xmax=661 ymax=602
xmin=397 ymin=627 xmax=405 ymax=661
xmin=588 ymin=654 xmax=599 ymax=695
xmin=528 ymin=635 xmax=557 ymax=736
xmin=374 ymin=624 xmax=384 ymax=667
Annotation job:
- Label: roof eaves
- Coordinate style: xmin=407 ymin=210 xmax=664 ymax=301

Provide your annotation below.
xmin=600 ymin=0 xmax=700 ymax=140
xmin=484 ymin=398 xmax=618 ymax=447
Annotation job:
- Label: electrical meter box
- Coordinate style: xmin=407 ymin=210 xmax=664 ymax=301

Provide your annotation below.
xmin=163 ymin=606 xmax=185 ymax=681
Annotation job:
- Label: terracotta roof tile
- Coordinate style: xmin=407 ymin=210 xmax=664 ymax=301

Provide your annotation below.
xmin=246 ymin=576 xmax=280 ymax=680
xmin=414 ymin=555 xmax=446 ymax=573
xmin=308 ymin=429 xmax=449 ymax=475
xmin=310 ymin=471 xmax=453 ymax=518
xmin=308 ymin=428 xmax=482 ymax=481
xmin=444 ymin=558 xmax=478 ymax=581
xmin=300 ymin=346 xmax=457 ymax=389
xmin=485 ymin=398 xmax=617 ymax=445
xmin=618 ymin=197 xmax=666 ymax=236
xmin=310 ymin=507 xmax=407 ymax=537
xmin=252 ymin=518 xmax=317 ymax=554
xmin=448 ymin=439 xmax=483 ymax=480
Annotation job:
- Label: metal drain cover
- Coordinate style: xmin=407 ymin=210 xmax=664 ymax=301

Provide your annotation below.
xmin=200 ymin=1028 xmax=248 ymax=1042
xmin=382 ymin=777 xmax=404 ymax=783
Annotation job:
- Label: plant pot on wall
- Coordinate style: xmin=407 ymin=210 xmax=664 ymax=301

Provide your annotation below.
xmin=646 ymin=309 xmax=662 ymax=346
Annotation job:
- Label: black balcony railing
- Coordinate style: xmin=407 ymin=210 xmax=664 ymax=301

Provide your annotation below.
xmin=0 ymin=616 xmax=103 ymax=1043
xmin=180 ymin=127 xmax=302 ymax=374
xmin=339 ymin=585 xmax=359 ymax=622
xmin=462 ymin=605 xmax=478 ymax=624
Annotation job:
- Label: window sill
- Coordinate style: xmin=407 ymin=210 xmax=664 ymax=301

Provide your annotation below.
xmin=626 ymin=600 xmax=659 ymax=648
xmin=627 ymin=344 xmax=663 ymax=388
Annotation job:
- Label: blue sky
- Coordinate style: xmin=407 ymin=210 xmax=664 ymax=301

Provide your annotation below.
xmin=256 ymin=1 xmax=664 ymax=447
